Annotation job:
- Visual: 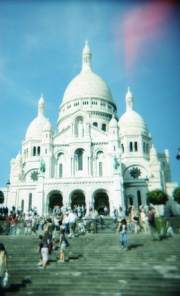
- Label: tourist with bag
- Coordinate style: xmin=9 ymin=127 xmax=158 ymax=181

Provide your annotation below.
xmin=58 ymin=228 xmax=69 ymax=263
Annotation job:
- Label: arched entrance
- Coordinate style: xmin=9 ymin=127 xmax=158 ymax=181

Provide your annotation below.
xmin=71 ymin=190 xmax=85 ymax=209
xmin=126 ymin=195 xmax=134 ymax=210
xmin=94 ymin=191 xmax=109 ymax=215
xmin=49 ymin=191 xmax=63 ymax=211
xmin=129 ymin=196 xmax=134 ymax=206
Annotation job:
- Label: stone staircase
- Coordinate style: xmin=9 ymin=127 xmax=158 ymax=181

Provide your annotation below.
xmin=0 ymin=228 xmax=180 ymax=296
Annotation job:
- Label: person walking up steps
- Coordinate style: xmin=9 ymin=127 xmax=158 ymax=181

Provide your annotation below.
xmin=148 ymin=207 xmax=160 ymax=240
xmin=40 ymin=232 xmax=50 ymax=269
xmin=68 ymin=210 xmax=77 ymax=238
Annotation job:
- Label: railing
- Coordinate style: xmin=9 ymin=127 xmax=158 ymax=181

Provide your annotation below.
xmin=0 ymin=216 xmax=118 ymax=235
xmin=0 ymin=220 xmax=29 ymax=235
xmin=75 ymin=217 xmax=117 ymax=234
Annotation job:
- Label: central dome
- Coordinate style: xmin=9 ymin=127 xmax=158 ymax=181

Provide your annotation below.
xmin=62 ymin=42 xmax=114 ymax=104
xmin=62 ymin=70 xmax=114 ymax=103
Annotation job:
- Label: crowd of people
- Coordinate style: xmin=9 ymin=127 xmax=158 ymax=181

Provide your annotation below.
xmin=115 ymin=205 xmax=175 ymax=251
xmin=0 ymin=204 xmax=111 ymax=237
xmin=0 ymin=204 xmax=175 ymax=239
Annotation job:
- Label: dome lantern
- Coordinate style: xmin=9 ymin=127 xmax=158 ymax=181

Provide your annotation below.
xmin=38 ymin=94 xmax=45 ymax=117
xmin=82 ymin=40 xmax=92 ymax=71
xmin=125 ymin=87 xmax=134 ymax=111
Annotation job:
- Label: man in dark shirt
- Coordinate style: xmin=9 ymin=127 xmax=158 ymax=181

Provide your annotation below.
xmin=148 ymin=208 xmax=160 ymax=240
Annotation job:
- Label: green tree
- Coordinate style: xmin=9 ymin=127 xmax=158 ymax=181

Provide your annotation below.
xmin=147 ymin=189 xmax=168 ymax=217
xmin=147 ymin=189 xmax=168 ymax=234
xmin=173 ymin=187 xmax=180 ymax=204
xmin=0 ymin=191 xmax=4 ymax=204
xmin=147 ymin=189 xmax=168 ymax=205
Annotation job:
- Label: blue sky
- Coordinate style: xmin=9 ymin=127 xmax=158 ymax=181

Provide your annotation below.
xmin=0 ymin=0 xmax=180 ymax=188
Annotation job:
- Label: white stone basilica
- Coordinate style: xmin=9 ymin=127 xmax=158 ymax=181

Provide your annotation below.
xmin=1 ymin=42 xmax=178 ymax=216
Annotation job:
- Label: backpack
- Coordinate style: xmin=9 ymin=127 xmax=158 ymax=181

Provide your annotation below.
xmin=65 ymin=238 xmax=70 ymax=247
xmin=62 ymin=234 xmax=70 ymax=247
xmin=148 ymin=212 xmax=154 ymax=223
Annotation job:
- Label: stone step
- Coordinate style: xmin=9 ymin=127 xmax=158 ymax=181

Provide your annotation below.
xmin=0 ymin=232 xmax=180 ymax=295
xmin=3 ymin=287 xmax=180 ymax=296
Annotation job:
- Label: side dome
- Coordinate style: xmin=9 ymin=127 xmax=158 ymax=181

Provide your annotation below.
xmin=26 ymin=117 xmax=50 ymax=140
xmin=119 ymin=110 xmax=148 ymax=135
xmin=16 ymin=151 xmax=22 ymax=164
xmin=25 ymin=95 xmax=52 ymax=140
xmin=109 ymin=116 xmax=118 ymax=128
xmin=43 ymin=120 xmax=54 ymax=133
xmin=119 ymin=88 xmax=148 ymax=135
xmin=150 ymin=144 xmax=158 ymax=161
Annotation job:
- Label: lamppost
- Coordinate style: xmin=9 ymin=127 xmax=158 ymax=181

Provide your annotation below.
xmin=176 ymin=148 xmax=180 ymax=160
xmin=144 ymin=177 xmax=149 ymax=207
xmin=6 ymin=180 xmax=10 ymax=208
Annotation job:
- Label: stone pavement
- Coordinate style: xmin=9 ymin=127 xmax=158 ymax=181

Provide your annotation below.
xmin=0 ymin=230 xmax=180 ymax=296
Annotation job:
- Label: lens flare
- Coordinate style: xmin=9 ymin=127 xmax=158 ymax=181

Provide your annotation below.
xmin=116 ymin=1 xmax=173 ymax=75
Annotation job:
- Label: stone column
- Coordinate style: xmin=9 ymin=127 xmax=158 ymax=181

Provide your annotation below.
xmin=112 ymin=172 xmax=125 ymax=216
xmin=71 ymin=157 xmax=75 ymax=176
xmin=35 ymin=173 xmax=45 ymax=216
xmin=88 ymin=155 xmax=92 ymax=176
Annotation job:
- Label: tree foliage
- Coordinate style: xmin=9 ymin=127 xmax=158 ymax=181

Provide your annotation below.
xmin=0 ymin=191 xmax=4 ymax=204
xmin=146 ymin=189 xmax=168 ymax=205
xmin=173 ymin=187 xmax=180 ymax=204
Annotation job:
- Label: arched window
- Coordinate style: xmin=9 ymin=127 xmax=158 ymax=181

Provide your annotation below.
xmin=129 ymin=142 xmax=133 ymax=152
xmin=59 ymin=163 xmax=63 ymax=178
xmin=33 ymin=146 xmax=36 ymax=156
xmin=121 ymin=144 xmax=124 ymax=153
xmin=134 ymin=142 xmax=138 ymax=151
xmin=102 ymin=123 xmax=106 ymax=132
xmin=21 ymin=200 xmax=24 ymax=213
xmin=77 ymin=149 xmax=83 ymax=171
xmin=28 ymin=193 xmax=32 ymax=211
xmin=99 ymin=162 xmax=103 ymax=176
xmin=143 ymin=142 xmax=146 ymax=153
xmin=37 ymin=146 xmax=41 ymax=156
xmin=93 ymin=122 xmax=98 ymax=127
